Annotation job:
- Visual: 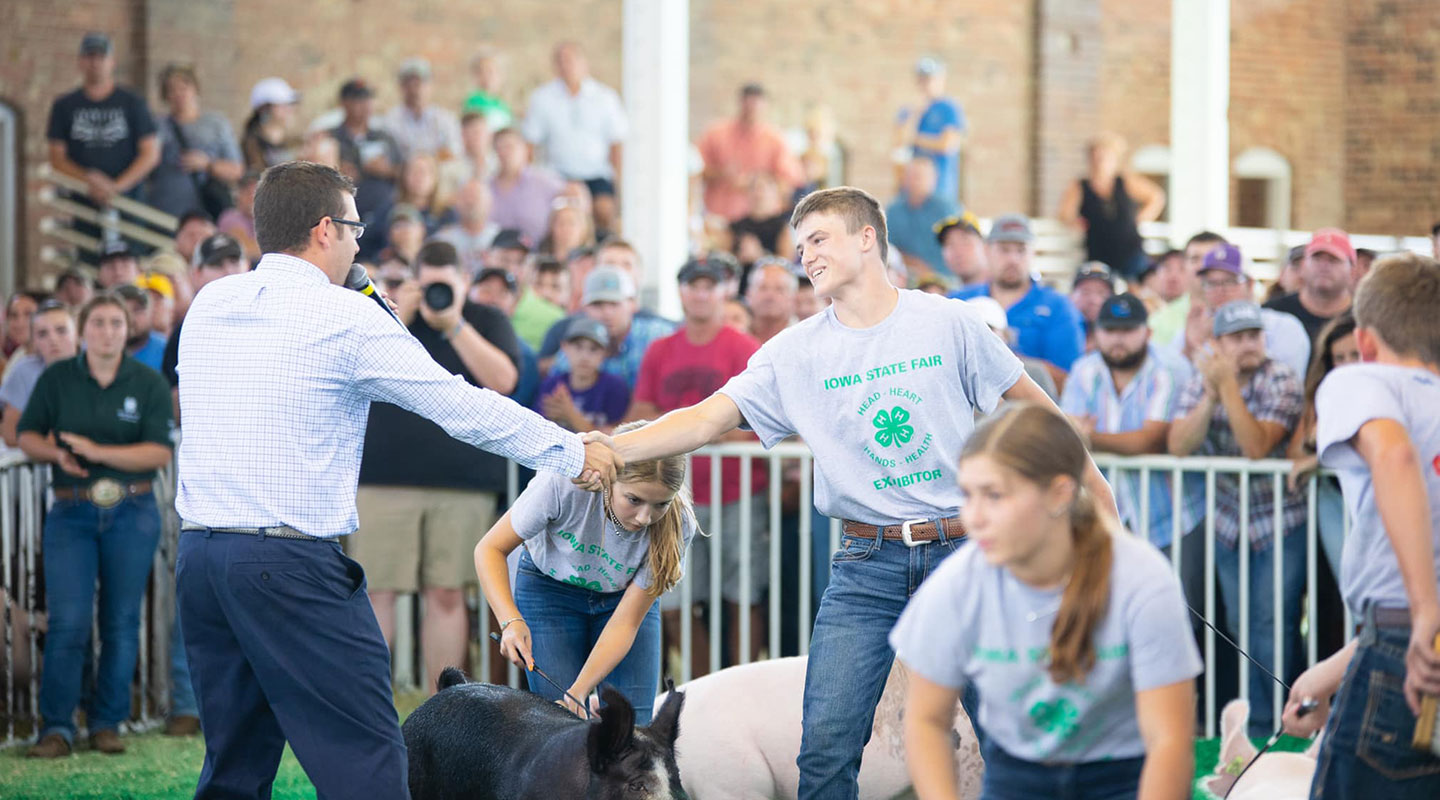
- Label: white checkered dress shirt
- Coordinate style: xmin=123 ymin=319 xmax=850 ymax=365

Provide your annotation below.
xmin=176 ymin=253 xmax=585 ymax=538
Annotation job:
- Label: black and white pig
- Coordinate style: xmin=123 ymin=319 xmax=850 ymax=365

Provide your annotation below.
xmin=403 ymin=667 xmax=689 ymax=800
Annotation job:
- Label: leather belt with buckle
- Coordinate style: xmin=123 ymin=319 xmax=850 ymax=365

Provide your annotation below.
xmin=181 ymin=523 xmax=325 ymax=541
xmin=841 ymin=516 xmax=966 ymax=547
xmin=54 ymin=478 xmax=153 ymax=508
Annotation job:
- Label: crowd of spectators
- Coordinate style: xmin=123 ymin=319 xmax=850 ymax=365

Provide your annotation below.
xmin=8 ymin=29 xmax=1440 ymax=751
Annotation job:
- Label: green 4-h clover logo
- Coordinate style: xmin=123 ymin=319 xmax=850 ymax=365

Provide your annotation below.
xmin=563 ymin=574 xmax=604 ymax=592
xmin=872 ymin=406 xmax=914 ymax=449
xmin=1028 ymin=697 xmax=1080 ymax=739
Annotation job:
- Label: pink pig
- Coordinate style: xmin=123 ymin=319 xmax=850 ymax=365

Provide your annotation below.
xmin=1203 ymin=700 xmax=1321 ymax=800
xmin=656 ymin=655 xmax=984 ymax=799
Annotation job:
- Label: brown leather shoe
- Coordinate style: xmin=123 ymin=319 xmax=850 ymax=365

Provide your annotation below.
xmin=26 ymin=733 xmax=72 ymax=758
xmin=89 ymin=729 xmax=125 ymax=754
xmin=164 ymin=715 xmax=201 ymax=736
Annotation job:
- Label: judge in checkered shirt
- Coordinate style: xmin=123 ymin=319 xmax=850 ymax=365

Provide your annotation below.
xmin=171 ymin=161 xmax=622 ymax=798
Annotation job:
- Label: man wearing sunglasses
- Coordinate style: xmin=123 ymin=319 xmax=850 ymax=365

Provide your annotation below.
xmin=172 ymin=161 xmax=622 ymax=799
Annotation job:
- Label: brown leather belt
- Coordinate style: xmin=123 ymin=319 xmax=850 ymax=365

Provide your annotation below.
xmin=841 ymin=516 xmax=966 ymax=547
xmin=53 ymin=479 xmax=152 ymax=508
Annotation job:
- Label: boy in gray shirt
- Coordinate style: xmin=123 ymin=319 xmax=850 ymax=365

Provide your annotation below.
xmin=1282 ymin=254 xmax=1440 ymax=799
xmin=597 ymin=187 xmax=1117 ymax=799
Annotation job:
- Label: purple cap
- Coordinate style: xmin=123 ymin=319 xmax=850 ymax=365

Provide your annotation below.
xmin=1201 ymin=243 xmax=1245 ymax=277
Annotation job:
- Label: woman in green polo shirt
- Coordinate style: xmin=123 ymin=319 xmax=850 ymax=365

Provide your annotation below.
xmin=17 ymin=293 xmax=173 ymax=758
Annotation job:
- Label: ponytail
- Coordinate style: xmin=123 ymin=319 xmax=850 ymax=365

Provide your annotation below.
xmin=1047 ymin=488 xmax=1113 ymax=684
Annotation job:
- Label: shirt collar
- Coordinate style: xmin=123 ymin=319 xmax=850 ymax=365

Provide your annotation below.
xmin=255 ymin=253 xmax=333 ymax=287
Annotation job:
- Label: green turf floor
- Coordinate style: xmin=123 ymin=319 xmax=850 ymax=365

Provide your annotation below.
xmin=0 ymin=706 xmax=1313 ymax=800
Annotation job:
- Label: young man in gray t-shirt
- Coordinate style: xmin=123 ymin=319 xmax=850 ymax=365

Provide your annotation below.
xmin=596 ymin=187 xmax=1116 ymax=799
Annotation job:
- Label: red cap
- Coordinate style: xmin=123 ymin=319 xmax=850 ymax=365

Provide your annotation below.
xmin=1305 ymin=228 xmax=1355 ymax=265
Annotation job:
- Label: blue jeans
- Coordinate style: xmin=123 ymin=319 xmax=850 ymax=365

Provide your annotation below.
xmin=39 ymin=495 xmax=160 ymax=743
xmin=797 ymin=528 xmax=976 ymax=800
xmin=981 ymin=737 xmax=1144 ymax=800
xmin=1310 ymin=608 xmax=1440 ymax=798
xmin=1215 ymin=526 xmax=1307 ymax=735
xmin=515 ymin=550 xmax=663 ymax=723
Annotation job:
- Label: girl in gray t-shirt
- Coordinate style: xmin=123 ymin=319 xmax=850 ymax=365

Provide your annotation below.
xmin=475 ymin=421 xmax=697 ymax=723
xmin=891 ymin=403 xmax=1200 ymax=799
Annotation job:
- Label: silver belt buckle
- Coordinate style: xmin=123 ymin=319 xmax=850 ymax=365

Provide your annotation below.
xmin=900 ymin=518 xmax=929 ymax=548
xmin=89 ymin=478 xmax=124 ymax=509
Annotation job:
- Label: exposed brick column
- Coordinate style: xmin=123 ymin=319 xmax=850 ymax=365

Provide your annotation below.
xmin=1032 ymin=0 xmax=1102 ymax=219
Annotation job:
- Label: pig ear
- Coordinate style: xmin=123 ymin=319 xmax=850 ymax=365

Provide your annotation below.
xmin=648 ymin=685 xmax=685 ymax=748
xmin=1204 ymin=700 xmax=1257 ymax=796
xmin=587 ymin=686 xmax=636 ymax=773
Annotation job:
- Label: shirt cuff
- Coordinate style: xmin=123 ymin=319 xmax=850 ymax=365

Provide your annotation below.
xmin=563 ymin=433 xmax=588 ymax=479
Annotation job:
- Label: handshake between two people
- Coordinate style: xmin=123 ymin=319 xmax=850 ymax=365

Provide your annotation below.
xmin=575 ymin=431 xmax=623 ymax=492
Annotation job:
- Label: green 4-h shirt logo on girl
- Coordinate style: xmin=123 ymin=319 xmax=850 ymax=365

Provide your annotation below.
xmin=872 ymin=406 xmax=914 ymax=448
xmin=1028 ymin=696 xmax=1080 ymax=740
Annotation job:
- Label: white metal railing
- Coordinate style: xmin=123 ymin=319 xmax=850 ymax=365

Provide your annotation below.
xmin=1 ymin=445 xmax=1350 ymax=746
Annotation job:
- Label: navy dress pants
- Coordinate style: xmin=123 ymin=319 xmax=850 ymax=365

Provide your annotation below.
xmin=176 ymin=529 xmax=408 ymax=799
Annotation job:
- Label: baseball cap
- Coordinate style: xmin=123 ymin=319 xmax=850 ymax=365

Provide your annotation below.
xmin=987 ymin=214 xmax=1034 ymax=244
xmin=339 ymin=78 xmax=375 ymax=101
xmin=1305 ymin=228 xmax=1356 ymax=265
xmin=933 ymin=210 xmax=982 ymax=244
xmin=563 ymin=316 xmax=610 ymax=349
xmin=490 ymin=228 xmax=531 ymax=253
xmin=1213 ymin=300 xmax=1264 ymax=338
xmin=964 ymin=296 xmax=1008 ymax=332
xmin=99 ymin=240 xmax=137 ymax=263
xmin=915 ymin=57 xmax=945 ymax=76
xmin=249 ymin=77 xmax=299 ymax=111
xmin=397 ymin=57 xmax=432 ymax=81
xmin=473 ymin=267 xmax=518 ymax=293
xmin=197 ymin=232 xmax=243 ymax=266
xmin=740 ymin=83 xmax=765 ymax=97
xmin=1073 ymin=261 xmax=1115 ymax=290
xmin=136 ymin=272 xmax=175 ymax=300
xmin=582 ymin=267 xmax=637 ymax=306
xmin=1287 ymin=244 xmax=1306 ymax=266
xmin=79 ymin=33 xmax=112 ymax=56
xmin=1200 ymin=243 xmax=1245 ymax=277
xmin=678 ymin=255 xmax=728 ymax=285
xmin=112 ymin=283 xmax=149 ymax=307
xmin=1097 ymin=293 xmax=1148 ymax=329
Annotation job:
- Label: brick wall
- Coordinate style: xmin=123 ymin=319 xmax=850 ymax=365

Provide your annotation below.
xmin=1344 ymin=0 xmax=1440 ymax=234
xmin=3 ymin=0 xmax=1438 ymax=287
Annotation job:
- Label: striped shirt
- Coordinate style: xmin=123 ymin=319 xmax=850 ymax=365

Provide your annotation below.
xmin=175 ymin=253 xmax=584 ymax=538
xmin=1060 ymin=346 xmax=1180 ymax=546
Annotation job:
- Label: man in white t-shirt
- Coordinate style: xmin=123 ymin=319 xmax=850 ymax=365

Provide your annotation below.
xmin=522 ymin=42 xmax=628 ymax=235
xmin=591 ymin=187 xmax=1117 ymax=800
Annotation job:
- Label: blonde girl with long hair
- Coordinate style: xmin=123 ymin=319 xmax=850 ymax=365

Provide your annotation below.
xmin=892 ymin=403 xmax=1199 ymax=800
xmin=476 ymin=420 xmax=696 ymax=723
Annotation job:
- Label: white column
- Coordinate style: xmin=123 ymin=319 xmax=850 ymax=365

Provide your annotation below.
xmin=622 ymin=0 xmax=689 ymax=320
xmin=1169 ymin=0 xmax=1230 ymax=243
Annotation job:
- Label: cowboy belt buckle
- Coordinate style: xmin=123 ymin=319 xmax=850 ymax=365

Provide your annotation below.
xmin=89 ymin=478 xmax=124 ymax=508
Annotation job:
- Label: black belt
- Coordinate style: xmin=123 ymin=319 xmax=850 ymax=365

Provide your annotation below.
xmin=1371 ymin=607 xmax=1411 ymax=629
xmin=181 ymin=523 xmax=326 ymax=541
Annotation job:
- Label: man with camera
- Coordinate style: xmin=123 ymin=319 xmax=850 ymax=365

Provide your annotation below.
xmin=350 ymin=239 xmax=523 ymax=694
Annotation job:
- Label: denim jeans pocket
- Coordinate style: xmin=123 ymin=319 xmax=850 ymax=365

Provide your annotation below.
xmin=1358 ymin=669 xmax=1440 ymax=781
xmin=832 ymin=535 xmax=877 ymax=564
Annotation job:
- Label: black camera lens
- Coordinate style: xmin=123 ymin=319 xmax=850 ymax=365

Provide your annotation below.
xmin=423 ymin=282 xmax=454 ymax=311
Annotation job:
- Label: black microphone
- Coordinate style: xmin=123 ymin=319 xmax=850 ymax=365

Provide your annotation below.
xmin=346 ymin=263 xmax=404 ymax=326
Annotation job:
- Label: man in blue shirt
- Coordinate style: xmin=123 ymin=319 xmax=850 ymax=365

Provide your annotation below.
xmin=951 ymin=214 xmax=1085 ymax=385
xmin=895 ymin=57 xmax=966 ymax=204
xmin=1060 ymin=293 xmax=1180 ymax=547
xmin=884 ymin=159 xmax=959 ymax=279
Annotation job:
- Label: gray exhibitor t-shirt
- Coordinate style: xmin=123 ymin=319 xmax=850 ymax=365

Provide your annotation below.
xmin=719 ymin=289 xmax=1024 ymax=524
xmin=1317 ymin=363 xmax=1440 ymax=615
xmin=890 ymin=532 xmax=1202 ymax=762
xmin=509 ymin=471 xmax=697 ymax=593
